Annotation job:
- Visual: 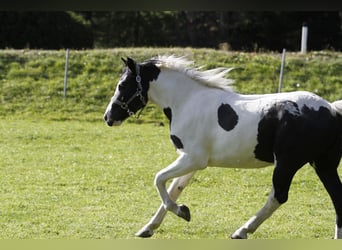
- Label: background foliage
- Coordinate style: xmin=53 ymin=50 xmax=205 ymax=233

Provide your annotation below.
xmin=0 ymin=11 xmax=341 ymax=51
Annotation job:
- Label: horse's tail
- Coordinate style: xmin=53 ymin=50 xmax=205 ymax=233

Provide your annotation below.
xmin=331 ymin=100 xmax=342 ymax=115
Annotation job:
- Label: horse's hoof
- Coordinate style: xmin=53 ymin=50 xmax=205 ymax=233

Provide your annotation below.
xmin=231 ymin=234 xmax=245 ymax=239
xmin=135 ymin=228 xmax=154 ymax=238
xmin=178 ymin=204 xmax=191 ymax=222
xmin=231 ymin=231 xmax=247 ymax=239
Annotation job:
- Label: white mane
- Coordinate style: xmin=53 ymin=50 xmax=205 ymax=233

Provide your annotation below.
xmin=151 ymin=55 xmax=234 ymax=90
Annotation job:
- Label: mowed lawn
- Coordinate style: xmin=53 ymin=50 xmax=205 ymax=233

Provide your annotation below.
xmin=0 ymin=118 xmax=339 ymax=239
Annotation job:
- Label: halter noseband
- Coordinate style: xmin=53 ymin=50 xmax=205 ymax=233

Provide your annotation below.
xmin=113 ymin=64 xmax=147 ymax=118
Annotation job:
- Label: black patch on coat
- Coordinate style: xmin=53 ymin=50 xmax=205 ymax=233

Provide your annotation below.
xmin=137 ymin=61 xmax=160 ymax=105
xmin=254 ymin=101 xmax=342 ymax=165
xmin=217 ymin=103 xmax=239 ymax=131
xmin=171 ymin=135 xmax=184 ymax=149
xmin=254 ymin=101 xmax=302 ymax=162
xmin=254 ymin=106 xmax=279 ymax=163
xmin=163 ymin=107 xmax=172 ymax=126
xmin=141 ymin=61 xmax=161 ymax=83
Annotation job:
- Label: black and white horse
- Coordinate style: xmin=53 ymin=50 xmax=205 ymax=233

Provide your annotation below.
xmin=104 ymin=55 xmax=342 ymax=239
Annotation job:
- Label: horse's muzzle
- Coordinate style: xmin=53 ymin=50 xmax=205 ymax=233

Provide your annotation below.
xmin=104 ymin=114 xmax=113 ymax=126
xmin=104 ymin=114 xmax=122 ymax=127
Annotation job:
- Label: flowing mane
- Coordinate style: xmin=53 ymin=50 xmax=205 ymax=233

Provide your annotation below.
xmin=149 ymin=55 xmax=234 ymax=90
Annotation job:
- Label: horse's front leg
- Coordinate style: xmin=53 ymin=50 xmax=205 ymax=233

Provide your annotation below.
xmin=136 ymin=153 xmax=206 ymax=237
xmin=154 ymin=153 xmax=206 ymax=221
xmin=136 ymin=171 xmax=196 ymax=238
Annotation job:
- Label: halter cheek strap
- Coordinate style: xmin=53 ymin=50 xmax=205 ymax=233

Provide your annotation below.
xmin=135 ymin=63 xmax=141 ymax=83
xmin=113 ymin=64 xmax=147 ymax=118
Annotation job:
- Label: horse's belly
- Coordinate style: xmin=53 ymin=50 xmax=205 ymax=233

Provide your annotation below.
xmin=207 ymin=128 xmax=272 ymax=169
xmin=208 ymin=153 xmax=271 ymax=169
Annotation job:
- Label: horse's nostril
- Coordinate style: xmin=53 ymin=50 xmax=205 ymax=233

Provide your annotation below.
xmin=104 ymin=114 xmax=108 ymax=121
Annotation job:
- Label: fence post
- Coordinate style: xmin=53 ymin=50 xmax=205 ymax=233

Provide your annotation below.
xmin=278 ymin=48 xmax=286 ymax=93
xmin=301 ymin=22 xmax=308 ymax=54
xmin=63 ymin=48 xmax=70 ymax=97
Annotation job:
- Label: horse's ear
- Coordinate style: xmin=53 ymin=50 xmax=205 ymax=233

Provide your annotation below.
xmin=126 ymin=57 xmax=136 ymax=74
xmin=121 ymin=57 xmax=127 ymax=65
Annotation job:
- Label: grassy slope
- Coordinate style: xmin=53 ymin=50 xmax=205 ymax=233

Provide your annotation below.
xmin=0 ymin=48 xmax=341 ymax=123
xmin=0 ymin=48 xmax=341 ymax=239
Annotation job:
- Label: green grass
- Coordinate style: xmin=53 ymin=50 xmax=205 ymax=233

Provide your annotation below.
xmin=0 ymin=118 xmax=339 ymax=239
xmin=0 ymin=48 xmax=342 ymax=239
xmin=0 ymin=119 xmax=171 ymax=239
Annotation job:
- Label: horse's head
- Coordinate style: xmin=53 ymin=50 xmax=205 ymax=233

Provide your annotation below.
xmin=104 ymin=57 xmax=160 ymax=126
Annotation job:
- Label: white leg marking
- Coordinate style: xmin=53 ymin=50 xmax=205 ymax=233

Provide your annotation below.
xmin=231 ymin=188 xmax=280 ymax=239
xmin=136 ymin=171 xmax=196 ymax=237
xmin=335 ymin=224 xmax=342 ymax=239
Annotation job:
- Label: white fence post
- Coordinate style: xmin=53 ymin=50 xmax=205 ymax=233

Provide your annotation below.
xmin=301 ymin=22 xmax=308 ymax=54
xmin=278 ymin=48 xmax=286 ymax=93
xmin=63 ymin=48 xmax=70 ymax=97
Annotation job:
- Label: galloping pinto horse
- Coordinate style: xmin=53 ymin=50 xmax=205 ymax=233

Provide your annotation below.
xmin=104 ymin=55 xmax=342 ymax=239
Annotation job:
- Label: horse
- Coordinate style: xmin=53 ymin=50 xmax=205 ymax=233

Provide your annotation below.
xmin=103 ymin=55 xmax=342 ymax=239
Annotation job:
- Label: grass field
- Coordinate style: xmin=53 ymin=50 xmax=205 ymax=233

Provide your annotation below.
xmin=0 ymin=118 xmax=339 ymax=239
xmin=0 ymin=48 xmax=342 ymax=239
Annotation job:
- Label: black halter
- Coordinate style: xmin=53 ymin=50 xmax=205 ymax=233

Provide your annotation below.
xmin=113 ymin=64 xmax=147 ymax=118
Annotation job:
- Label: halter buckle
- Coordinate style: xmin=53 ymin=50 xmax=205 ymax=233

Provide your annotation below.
xmin=128 ymin=110 xmax=135 ymax=117
xmin=136 ymin=75 xmax=141 ymax=83
xmin=120 ymin=103 xmax=128 ymax=110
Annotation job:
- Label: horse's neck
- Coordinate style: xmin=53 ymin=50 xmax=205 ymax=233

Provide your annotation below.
xmin=148 ymin=70 xmax=207 ymax=109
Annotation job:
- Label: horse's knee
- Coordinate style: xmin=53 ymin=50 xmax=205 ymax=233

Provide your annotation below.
xmin=154 ymin=171 xmax=171 ymax=190
xmin=154 ymin=172 xmax=164 ymax=187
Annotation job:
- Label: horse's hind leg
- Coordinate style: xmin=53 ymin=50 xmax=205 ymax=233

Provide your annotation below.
xmin=136 ymin=171 xmax=196 ymax=238
xmin=231 ymin=161 xmax=300 ymax=239
xmin=314 ymin=158 xmax=342 ymax=239
xmin=317 ymin=169 xmax=342 ymax=239
xmin=231 ymin=187 xmax=280 ymax=239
